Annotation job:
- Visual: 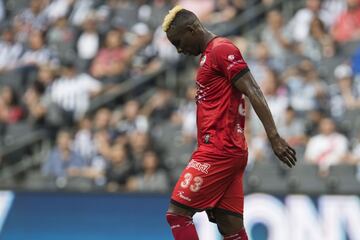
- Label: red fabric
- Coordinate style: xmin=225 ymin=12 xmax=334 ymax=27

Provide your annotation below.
xmin=196 ymin=37 xmax=249 ymax=156
xmin=223 ymin=228 xmax=248 ymax=240
xmin=7 ymin=107 xmax=23 ymax=123
xmin=332 ymin=8 xmax=360 ymax=42
xmin=171 ymin=150 xmax=248 ymax=215
xmin=166 ymin=213 xmax=199 ymax=240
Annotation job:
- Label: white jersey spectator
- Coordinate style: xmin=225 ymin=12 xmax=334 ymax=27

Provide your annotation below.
xmin=286 ymin=0 xmax=332 ymax=42
xmin=18 ymin=31 xmax=58 ymax=68
xmin=305 ymin=118 xmax=348 ymax=171
xmin=44 ymin=0 xmax=74 ymax=23
xmin=14 ymin=0 xmax=49 ymax=42
xmin=50 ymin=63 xmax=102 ymax=119
xmin=0 ymin=28 xmax=23 ymax=72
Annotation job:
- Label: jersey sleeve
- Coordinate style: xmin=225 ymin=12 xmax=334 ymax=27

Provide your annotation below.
xmin=212 ymin=42 xmax=249 ymax=83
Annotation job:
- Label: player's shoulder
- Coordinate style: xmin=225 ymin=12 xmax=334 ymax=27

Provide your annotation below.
xmin=212 ymin=37 xmax=236 ymax=48
xmin=211 ymin=37 xmax=238 ymax=54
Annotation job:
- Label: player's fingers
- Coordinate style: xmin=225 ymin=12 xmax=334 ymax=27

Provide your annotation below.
xmin=279 ymin=154 xmax=293 ymax=168
xmin=285 ymin=151 xmax=296 ymax=166
xmin=288 ymin=146 xmax=296 ymax=156
xmin=285 ymin=148 xmax=296 ymax=162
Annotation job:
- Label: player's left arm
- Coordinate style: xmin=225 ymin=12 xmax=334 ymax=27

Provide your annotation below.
xmin=232 ymin=71 xmax=296 ymax=168
xmin=213 ymin=43 xmax=296 ymax=168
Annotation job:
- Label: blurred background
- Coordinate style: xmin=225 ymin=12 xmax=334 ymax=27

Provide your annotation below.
xmin=0 ymin=0 xmax=359 ymax=239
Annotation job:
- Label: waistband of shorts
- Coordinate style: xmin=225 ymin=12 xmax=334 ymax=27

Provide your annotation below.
xmin=197 ymin=144 xmax=248 ymax=157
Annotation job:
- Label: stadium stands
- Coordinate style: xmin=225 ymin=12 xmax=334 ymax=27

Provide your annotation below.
xmin=0 ymin=0 xmax=359 ymax=195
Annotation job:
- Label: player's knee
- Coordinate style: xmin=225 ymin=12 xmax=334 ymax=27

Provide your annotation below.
xmin=166 ymin=212 xmax=193 ymax=227
xmin=213 ymin=211 xmax=244 ymax=235
xmin=167 ymin=203 xmax=195 ymax=217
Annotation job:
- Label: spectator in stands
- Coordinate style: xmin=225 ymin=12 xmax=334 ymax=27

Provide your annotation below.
xmin=50 ymin=61 xmax=102 ymax=121
xmin=23 ymin=66 xmax=60 ymax=129
xmin=278 ymin=106 xmax=307 ymax=159
xmin=261 ymin=10 xmax=292 ymax=64
xmin=245 ymin=125 xmax=269 ymax=165
xmin=304 ymin=108 xmax=325 ymax=137
xmin=0 ymin=85 xmax=23 ymax=125
xmin=23 ymin=82 xmax=47 ymax=127
xmin=76 ymin=15 xmax=100 ymax=70
xmin=106 ymin=144 xmax=132 ymax=191
xmin=305 ymin=117 xmax=349 ymax=173
xmin=116 ymin=100 xmax=148 ymax=134
xmin=178 ymin=86 xmax=197 ymax=139
xmin=44 ymin=0 xmax=74 ymax=24
xmin=141 ymin=88 xmax=176 ymax=124
xmin=126 ymin=150 xmax=169 ymax=192
xmin=206 ymin=0 xmax=238 ymax=25
xmin=42 ymin=130 xmax=85 ymax=178
xmin=330 ymin=64 xmax=360 ymax=121
xmin=138 ymin=0 xmax=171 ymax=30
xmin=332 ymin=0 xmax=360 ymax=43
xmin=151 ymin=25 xmax=180 ymax=64
xmin=248 ymin=42 xmax=282 ymax=82
xmin=128 ymin=23 xmax=155 ymax=76
xmin=301 ymin=17 xmax=335 ymax=62
xmin=322 ymin=0 xmax=348 ymax=27
xmin=46 ymin=16 xmax=77 ymax=62
xmin=18 ymin=30 xmax=58 ymax=69
xmin=73 ymin=116 xmax=96 ymax=162
xmin=178 ymin=0 xmax=214 ymax=22
xmin=256 ymin=68 xmax=288 ymax=126
xmin=0 ymin=27 xmax=23 ymax=73
xmin=93 ymin=108 xmax=113 ymax=131
xmin=286 ymin=60 xmax=327 ymax=113
xmin=286 ymin=0 xmax=332 ymax=42
xmin=128 ymin=131 xmax=151 ymax=172
xmin=90 ymin=28 xmax=129 ymax=85
xmin=13 ymin=0 xmax=49 ymax=43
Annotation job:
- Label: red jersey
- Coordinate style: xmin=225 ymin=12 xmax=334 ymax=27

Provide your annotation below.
xmin=195 ymin=37 xmax=249 ymax=156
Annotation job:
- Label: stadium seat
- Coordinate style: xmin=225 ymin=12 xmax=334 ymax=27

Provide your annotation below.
xmin=247 ymin=162 xmax=288 ymax=194
xmin=327 ymin=165 xmax=360 ymax=194
xmin=287 ymin=164 xmax=327 ymax=195
xmin=23 ymin=172 xmax=57 ymax=190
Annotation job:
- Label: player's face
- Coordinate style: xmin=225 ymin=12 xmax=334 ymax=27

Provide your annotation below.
xmin=167 ymin=28 xmax=202 ymax=56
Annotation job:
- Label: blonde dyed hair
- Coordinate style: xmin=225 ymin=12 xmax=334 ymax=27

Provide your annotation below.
xmin=162 ymin=5 xmax=184 ymax=32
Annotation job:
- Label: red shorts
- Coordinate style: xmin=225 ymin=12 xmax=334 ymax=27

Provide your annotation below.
xmin=170 ymin=148 xmax=248 ymax=218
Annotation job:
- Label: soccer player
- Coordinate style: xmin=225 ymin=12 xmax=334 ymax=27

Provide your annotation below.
xmin=163 ymin=6 xmax=296 ymax=240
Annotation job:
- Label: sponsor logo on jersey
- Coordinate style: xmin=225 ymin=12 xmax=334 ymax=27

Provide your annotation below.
xmin=226 ymin=59 xmax=244 ymax=70
xmin=200 ymin=55 xmax=206 ymax=66
xmin=177 ymin=191 xmax=192 ymax=202
xmin=186 ymin=159 xmax=211 ymax=174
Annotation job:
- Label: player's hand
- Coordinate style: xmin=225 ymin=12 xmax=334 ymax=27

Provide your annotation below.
xmin=269 ymin=135 xmax=297 ymax=168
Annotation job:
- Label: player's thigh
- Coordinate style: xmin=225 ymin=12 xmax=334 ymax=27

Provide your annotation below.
xmin=215 ymin=155 xmax=247 ymax=215
xmin=214 ymin=156 xmax=247 ymax=234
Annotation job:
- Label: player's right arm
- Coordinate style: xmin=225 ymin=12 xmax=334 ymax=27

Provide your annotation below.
xmin=233 ymin=71 xmax=296 ymax=168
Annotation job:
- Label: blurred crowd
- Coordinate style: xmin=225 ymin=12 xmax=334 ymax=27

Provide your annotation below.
xmin=240 ymin=0 xmax=360 ymax=175
xmin=1 ymin=0 xmax=360 ymax=192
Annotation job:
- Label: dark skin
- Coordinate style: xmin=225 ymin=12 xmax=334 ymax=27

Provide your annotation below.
xmin=166 ymin=15 xmax=296 ymax=236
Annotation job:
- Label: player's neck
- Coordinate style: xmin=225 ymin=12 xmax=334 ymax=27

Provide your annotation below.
xmin=201 ymin=30 xmax=216 ymax=53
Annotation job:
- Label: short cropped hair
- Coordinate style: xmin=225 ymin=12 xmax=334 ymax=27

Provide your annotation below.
xmin=162 ymin=6 xmax=198 ymax=33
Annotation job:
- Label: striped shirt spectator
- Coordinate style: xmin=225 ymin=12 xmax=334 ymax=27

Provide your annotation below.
xmin=50 ymin=63 xmax=102 ymax=119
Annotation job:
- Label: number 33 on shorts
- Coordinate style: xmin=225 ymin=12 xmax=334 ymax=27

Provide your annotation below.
xmin=180 ymin=173 xmax=203 ymax=192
